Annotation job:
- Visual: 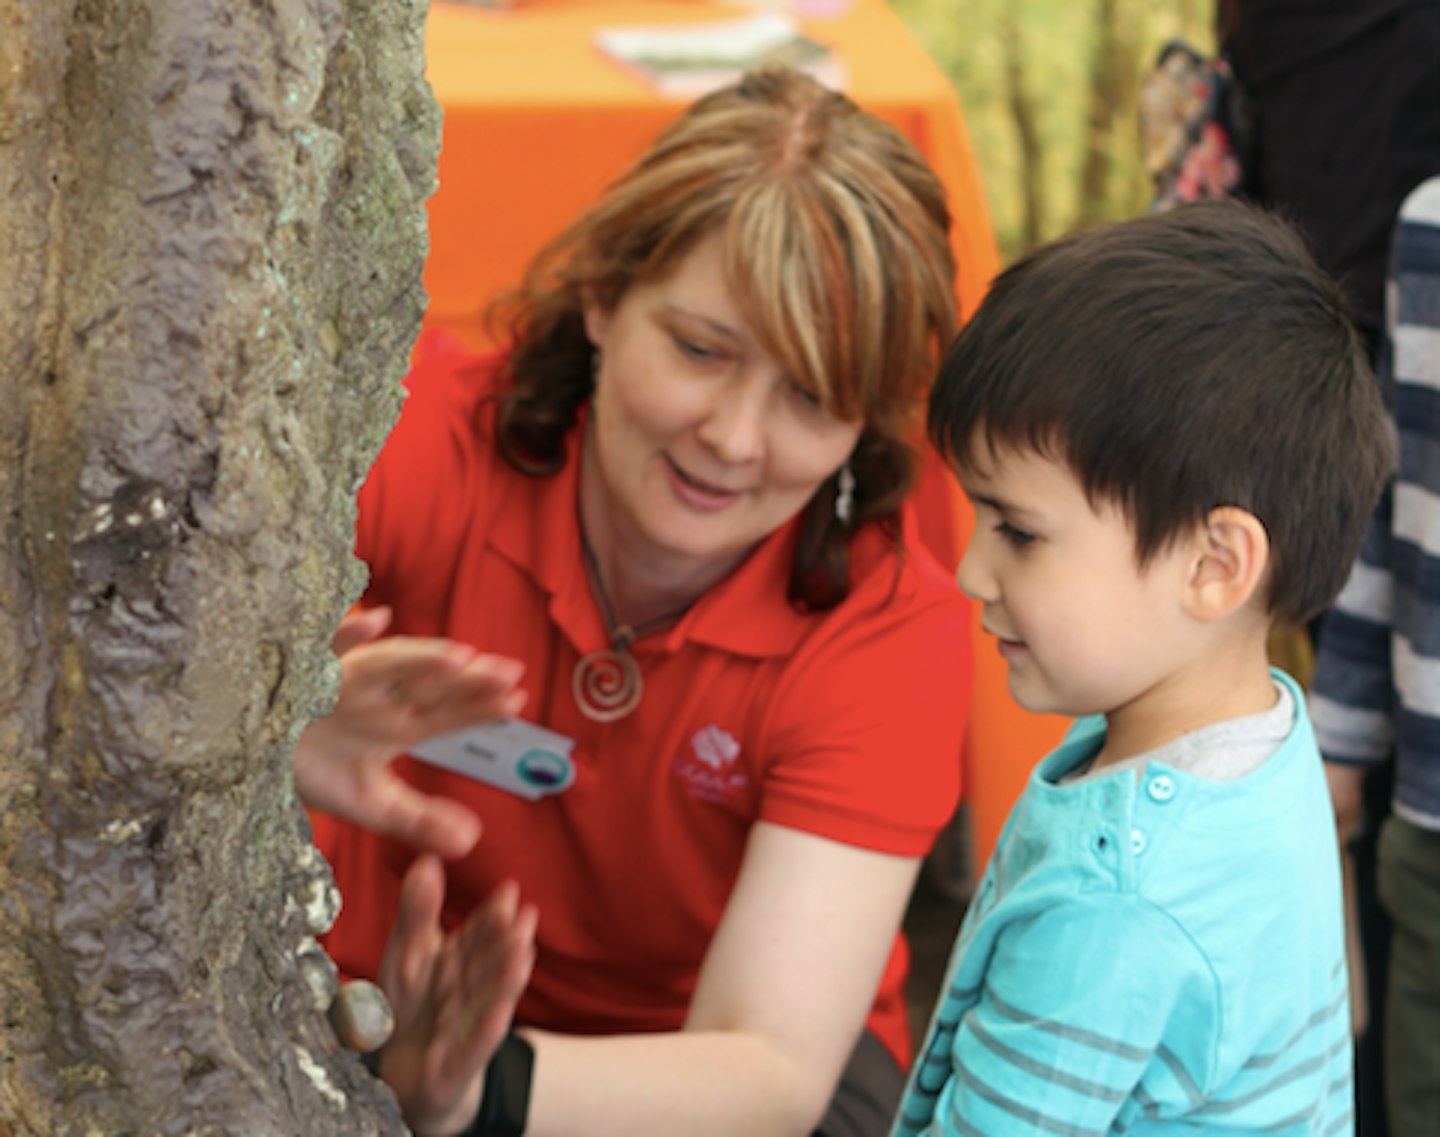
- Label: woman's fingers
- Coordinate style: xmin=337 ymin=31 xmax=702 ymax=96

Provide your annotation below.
xmin=343 ymin=636 xmax=479 ymax=704
xmin=342 ymin=640 xmax=526 ymax=736
xmin=432 ymin=882 xmax=538 ymax=1084
xmin=377 ymin=873 xmax=537 ymax=1134
xmin=331 ymin=605 xmax=393 ymax=657
xmin=405 ymin=654 xmax=526 ymax=719
xmin=370 ymin=783 xmax=484 ymax=861
xmin=299 ymin=629 xmax=526 ymax=856
xmin=384 ymin=853 xmax=449 ymax=1003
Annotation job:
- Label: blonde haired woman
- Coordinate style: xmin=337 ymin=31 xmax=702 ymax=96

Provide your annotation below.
xmin=298 ymin=68 xmax=972 ymax=1137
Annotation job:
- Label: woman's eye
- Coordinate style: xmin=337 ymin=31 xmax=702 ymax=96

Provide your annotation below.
xmin=996 ymin=521 xmax=1035 ymax=547
xmin=789 ymin=379 xmax=822 ymax=409
xmin=674 ymin=334 xmax=717 ymax=362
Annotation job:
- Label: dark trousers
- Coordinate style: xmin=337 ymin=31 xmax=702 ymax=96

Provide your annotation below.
xmin=1376 ymin=815 xmax=1440 ymax=1137
xmin=1352 ymin=765 xmax=1395 ymax=1137
xmin=814 ymin=1030 xmax=905 ymax=1137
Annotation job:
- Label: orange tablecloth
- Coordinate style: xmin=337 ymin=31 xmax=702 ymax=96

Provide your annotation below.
xmin=420 ymin=0 xmax=1068 ymax=869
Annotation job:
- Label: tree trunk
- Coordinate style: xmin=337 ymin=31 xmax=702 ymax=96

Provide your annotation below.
xmin=0 ymin=0 xmax=438 ymax=1132
xmin=1112 ymin=0 xmax=1147 ymax=220
xmin=1001 ymin=9 xmax=1045 ymax=253
xmin=1077 ymin=0 xmax=1126 ymax=227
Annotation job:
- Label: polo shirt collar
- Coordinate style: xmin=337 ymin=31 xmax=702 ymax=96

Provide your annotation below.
xmin=486 ymin=418 xmax=605 ymax=655
xmin=671 ymin=520 xmax=813 ymax=658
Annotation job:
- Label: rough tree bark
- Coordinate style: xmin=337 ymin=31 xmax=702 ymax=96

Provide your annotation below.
xmin=1076 ymin=0 xmax=1127 ymax=228
xmin=1000 ymin=9 xmax=1045 ymax=254
xmin=0 ymin=0 xmax=437 ymax=1133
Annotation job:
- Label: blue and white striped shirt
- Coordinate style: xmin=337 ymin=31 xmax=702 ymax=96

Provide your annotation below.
xmin=1310 ymin=176 xmax=1440 ymax=830
xmin=893 ymin=671 xmax=1352 ymax=1136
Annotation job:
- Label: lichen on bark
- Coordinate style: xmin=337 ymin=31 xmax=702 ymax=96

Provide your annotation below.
xmin=0 ymin=0 xmax=439 ymax=1132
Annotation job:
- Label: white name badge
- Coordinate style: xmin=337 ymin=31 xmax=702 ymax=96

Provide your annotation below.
xmin=410 ymin=719 xmax=577 ymax=801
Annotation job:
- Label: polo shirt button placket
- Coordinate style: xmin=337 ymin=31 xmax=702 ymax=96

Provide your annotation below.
xmin=1132 ymin=773 xmax=1178 ymax=859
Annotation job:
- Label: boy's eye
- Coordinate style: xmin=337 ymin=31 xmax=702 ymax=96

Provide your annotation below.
xmin=995 ymin=521 xmax=1035 ymax=547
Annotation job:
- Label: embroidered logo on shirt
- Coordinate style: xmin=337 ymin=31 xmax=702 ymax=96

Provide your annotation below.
xmin=673 ymin=724 xmax=749 ymax=803
xmin=692 ymin=724 xmax=740 ymax=769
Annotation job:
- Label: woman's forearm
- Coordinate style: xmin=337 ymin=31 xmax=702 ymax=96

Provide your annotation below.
xmin=517 ymin=1026 xmax=838 ymax=1137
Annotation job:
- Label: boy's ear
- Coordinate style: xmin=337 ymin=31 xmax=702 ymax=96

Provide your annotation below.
xmin=1181 ymin=506 xmax=1270 ymax=622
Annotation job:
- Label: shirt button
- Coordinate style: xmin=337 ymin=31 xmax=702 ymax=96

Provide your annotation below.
xmin=1147 ymin=774 xmax=1177 ymax=803
xmin=1131 ymin=828 xmax=1148 ymax=855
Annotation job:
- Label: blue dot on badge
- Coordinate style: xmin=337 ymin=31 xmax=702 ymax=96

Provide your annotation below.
xmin=517 ymin=748 xmax=573 ymax=791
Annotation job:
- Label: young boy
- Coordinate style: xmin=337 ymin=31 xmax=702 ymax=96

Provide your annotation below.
xmin=895 ymin=201 xmax=1394 ymax=1136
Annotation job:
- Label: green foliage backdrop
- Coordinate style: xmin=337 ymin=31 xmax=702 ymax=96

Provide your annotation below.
xmin=893 ymin=0 xmax=1214 ymax=264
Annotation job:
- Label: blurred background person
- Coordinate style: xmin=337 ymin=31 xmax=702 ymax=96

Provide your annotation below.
xmin=1223 ymin=6 xmax=1440 ymax=1133
xmin=1310 ymin=176 xmax=1440 ymax=1137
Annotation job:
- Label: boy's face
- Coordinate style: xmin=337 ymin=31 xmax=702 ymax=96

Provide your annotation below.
xmin=955 ymin=438 xmax=1200 ymax=721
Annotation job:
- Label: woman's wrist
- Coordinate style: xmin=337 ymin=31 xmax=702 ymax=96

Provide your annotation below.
xmin=375 ymin=1033 xmax=534 ymax=1137
xmin=459 ymin=1033 xmax=534 ymax=1137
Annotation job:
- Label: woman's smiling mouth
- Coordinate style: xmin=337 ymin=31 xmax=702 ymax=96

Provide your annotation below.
xmin=664 ymin=456 xmax=747 ymax=510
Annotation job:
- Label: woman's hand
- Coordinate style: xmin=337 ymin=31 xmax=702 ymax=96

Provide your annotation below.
xmin=378 ymin=856 xmax=538 ymax=1137
xmin=294 ymin=606 xmax=528 ymax=859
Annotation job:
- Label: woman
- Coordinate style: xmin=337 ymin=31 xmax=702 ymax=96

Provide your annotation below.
xmin=298 ymin=68 xmax=971 ymax=1137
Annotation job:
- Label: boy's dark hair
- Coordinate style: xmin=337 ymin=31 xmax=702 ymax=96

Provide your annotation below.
xmin=930 ymin=200 xmax=1395 ymax=625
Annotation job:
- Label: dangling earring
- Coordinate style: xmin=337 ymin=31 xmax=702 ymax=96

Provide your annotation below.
xmin=835 ymin=462 xmax=856 ymax=524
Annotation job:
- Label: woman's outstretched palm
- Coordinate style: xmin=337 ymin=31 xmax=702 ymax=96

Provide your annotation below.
xmin=377 ymin=856 xmax=538 ymax=1137
xmin=294 ymin=606 xmax=527 ymax=859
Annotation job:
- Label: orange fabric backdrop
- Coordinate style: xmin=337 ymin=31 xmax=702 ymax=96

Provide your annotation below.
xmin=419 ymin=0 xmax=1068 ymax=868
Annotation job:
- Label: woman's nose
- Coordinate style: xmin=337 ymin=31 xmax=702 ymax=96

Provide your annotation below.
xmin=696 ymin=376 xmax=767 ymax=464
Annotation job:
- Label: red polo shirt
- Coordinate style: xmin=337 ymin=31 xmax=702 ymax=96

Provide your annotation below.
xmin=314 ymin=330 xmax=970 ymax=1068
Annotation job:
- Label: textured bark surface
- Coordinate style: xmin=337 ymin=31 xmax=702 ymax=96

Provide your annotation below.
xmin=0 ymin=0 xmax=438 ymax=1132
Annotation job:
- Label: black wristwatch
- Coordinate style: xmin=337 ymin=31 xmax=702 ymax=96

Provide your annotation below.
xmin=460 ymin=1033 xmax=535 ymax=1137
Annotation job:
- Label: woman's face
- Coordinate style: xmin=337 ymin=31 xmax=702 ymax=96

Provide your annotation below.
xmin=582 ymin=231 xmax=864 ymax=574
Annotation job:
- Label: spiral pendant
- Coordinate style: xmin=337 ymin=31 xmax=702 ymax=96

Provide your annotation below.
xmin=572 ymin=647 xmax=643 ymax=722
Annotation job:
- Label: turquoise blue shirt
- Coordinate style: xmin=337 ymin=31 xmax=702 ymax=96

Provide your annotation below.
xmin=894 ymin=670 xmax=1353 ymax=1136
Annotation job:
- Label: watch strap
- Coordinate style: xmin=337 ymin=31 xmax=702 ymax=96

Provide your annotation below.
xmin=461 ymin=1032 xmax=534 ymax=1137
